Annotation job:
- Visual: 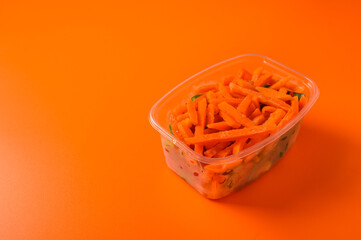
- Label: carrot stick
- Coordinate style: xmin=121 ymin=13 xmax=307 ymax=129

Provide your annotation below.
xmin=194 ymin=126 xmax=204 ymax=154
xmin=233 ymin=138 xmax=247 ymax=154
xmin=270 ymin=76 xmax=292 ymax=90
xmin=195 ymin=83 xmax=218 ymax=93
xmin=237 ymin=95 xmax=252 ymax=114
xmin=252 ymin=114 xmax=266 ymax=125
xmin=229 ymin=83 xmax=290 ymax=111
xmin=178 ymin=121 xmax=194 ymax=139
xmin=219 ymin=101 xmax=255 ymax=127
xmin=207 ymin=121 xmax=233 ymax=131
xmin=278 ymin=96 xmax=299 ymax=128
xmin=262 ymin=106 xmax=277 ymax=114
xmin=204 ymin=142 xmax=231 ymax=158
xmin=285 ymin=81 xmax=304 ymax=93
xmin=242 ymin=69 xmax=252 ymax=81
xmin=251 ymin=67 xmax=263 ymax=83
xmin=169 ymin=113 xmax=183 ymax=140
xmin=263 ymin=109 xmax=286 ymax=126
xmin=219 ymin=83 xmax=232 ymax=98
xmin=210 ymin=97 xmax=244 ymax=106
xmin=255 ymin=86 xmax=293 ymax=101
xmin=197 ymin=97 xmax=207 ymax=128
xmin=222 ymin=76 xmax=234 ymax=85
xmin=184 ymin=125 xmax=273 ymax=145
xmin=279 ymin=87 xmax=289 ymax=94
xmin=245 ymin=133 xmax=269 ymax=148
xmin=187 ymin=99 xmax=198 ymax=125
xmin=204 ymin=128 xmax=219 ymax=134
xmin=194 ymin=97 xmax=207 ymax=155
xmin=173 ymin=104 xmax=187 ymax=115
xmin=176 ymin=112 xmax=189 ymax=121
xmin=299 ymin=96 xmax=308 ymax=110
xmin=250 ymin=108 xmax=261 ymax=119
xmin=251 ymin=96 xmax=260 ymax=109
xmin=234 ymin=79 xmax=256 ymax=90
xmin=254 ymin=72 xmax=273 ymax=87
xmin=219 ymin=110 xmax=241 ymax=128
xmin=214 ymin=144 xmax=234 ymax=158
xmin=206 ymin=103 xmax=215 ymax=124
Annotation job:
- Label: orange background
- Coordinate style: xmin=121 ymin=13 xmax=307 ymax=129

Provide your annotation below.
xmin=0 ymin=0 xmax=361 ymax=239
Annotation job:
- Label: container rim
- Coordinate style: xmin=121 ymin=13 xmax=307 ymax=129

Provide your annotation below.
xmin=149 ymin=54 xmax=319 ymax=165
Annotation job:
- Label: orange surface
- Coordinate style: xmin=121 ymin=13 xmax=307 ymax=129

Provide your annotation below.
xmin=0 ymin=0 xmax=361 ymax=239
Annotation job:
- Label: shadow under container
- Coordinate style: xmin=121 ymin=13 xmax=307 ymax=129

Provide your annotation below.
xmin=149 ymin=54 xmax=319 ymax=199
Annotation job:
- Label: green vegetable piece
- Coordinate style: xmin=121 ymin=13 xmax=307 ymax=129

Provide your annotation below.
xmin=181 ymin=177 xmax=187 ymax=182
xmin=281 ymin=136 xmax=287 ymax=141
xmin=191 ymin=94 xmax=202 ymax=101
xmin=263 ymin=84 xmax=271 ymax=88
xmin=228 ymin=180 xmax=233 ymax=188
xmin=165 ymin=144 xmax=171 ymax=148
xmin=293 ymin=92 xmax=305 ymax=101
xmin=169 ymin=124 xmax=174 ymax=135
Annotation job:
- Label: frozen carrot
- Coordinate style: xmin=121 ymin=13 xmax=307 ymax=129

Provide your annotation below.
xmin=251 ymin=67 xmax=263 ymax=83
xmin=204 ymin=142 xmax=231 ymax=158
xmin=219 ymin=111 xmax=241 ymax=128
xmin=233 ymin=138 xmax=247 ymax=154
xmin=195 ymin=83 xmax=218 ymax=93
xmin=207 ymin=121 xmax=233 ymax=131
xmin=184 ymin=125 xmax=273 ymax=145
xmin=270 ymin=76 xmax=292 ymax=90
xmin=250 ymin=108 xmax=261 ymax=119
xmin=218 ymin=101 xmax=255 ymax=127
xmin=254 ymin=72 xmax=273 ymax=87
xmin=187 ymin=99 xmax=198 ymax=125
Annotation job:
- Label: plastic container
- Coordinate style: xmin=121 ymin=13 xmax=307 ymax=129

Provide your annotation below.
xmin=149 ymin=54 xmax=319 ymax=199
